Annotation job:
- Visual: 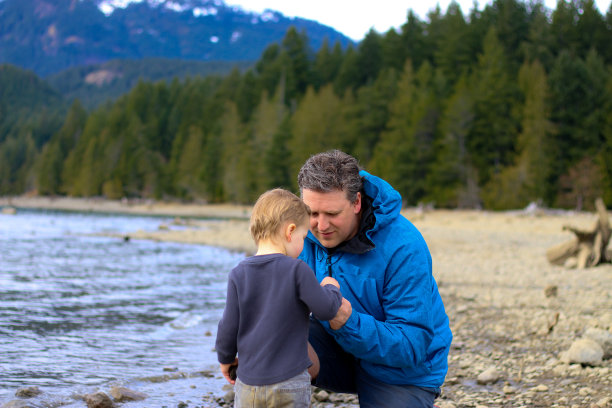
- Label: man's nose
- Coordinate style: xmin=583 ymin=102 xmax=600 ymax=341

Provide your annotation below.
xmin=315 ymin=215 xmax=330 ymax=231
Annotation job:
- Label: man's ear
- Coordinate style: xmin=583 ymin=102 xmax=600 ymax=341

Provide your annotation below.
xmin=353 ymin=192 xmax=362 ymax=214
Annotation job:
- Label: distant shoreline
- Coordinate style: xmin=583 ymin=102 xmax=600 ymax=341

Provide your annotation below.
xmin=1 ymin=195 xmax=257 ymax=254
xmin=0 ymin=196 xmax=252 ymax=219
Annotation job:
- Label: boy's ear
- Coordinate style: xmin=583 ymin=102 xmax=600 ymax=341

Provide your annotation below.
xmin=285 ymin=223 xmax=296 ymax=241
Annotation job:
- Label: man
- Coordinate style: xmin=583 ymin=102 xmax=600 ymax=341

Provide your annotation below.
xmin=298 ymin=150 xmax=452 ymax=407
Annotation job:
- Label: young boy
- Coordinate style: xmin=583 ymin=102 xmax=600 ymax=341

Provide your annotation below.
xmin=215 ymin=188 xmax=342 ymax=407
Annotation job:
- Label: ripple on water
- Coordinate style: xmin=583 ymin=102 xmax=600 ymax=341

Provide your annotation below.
xmin=0 ymin=210 xmax=243 ymax=404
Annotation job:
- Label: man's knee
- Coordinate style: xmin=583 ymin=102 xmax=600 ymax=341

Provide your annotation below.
xmin=307 ymin=342 xmax=319 ymax=379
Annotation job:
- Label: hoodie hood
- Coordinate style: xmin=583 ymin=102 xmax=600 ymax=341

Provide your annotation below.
xmin=360 ymin=170 xmax=402 ymax=234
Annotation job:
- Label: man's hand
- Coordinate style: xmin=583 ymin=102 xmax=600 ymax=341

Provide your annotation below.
xmin=220 ymin=358 xmax=238 ymax=384
xmin=329 ymin=297 xmax=352 ymax=330
xmin=320 ymin=276 xmax=340 ymax=288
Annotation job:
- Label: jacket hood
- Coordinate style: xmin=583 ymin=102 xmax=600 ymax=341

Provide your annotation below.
xmin=360 ymin=170 xmax=402 ymax=233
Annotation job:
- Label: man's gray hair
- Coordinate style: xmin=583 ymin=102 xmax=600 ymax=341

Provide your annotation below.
xmin=297 ymin=150 xmax=363 ymax=203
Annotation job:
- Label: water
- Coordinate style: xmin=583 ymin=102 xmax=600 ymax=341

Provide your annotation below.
xmin=0 ymin=209 xmax=244 ymax=407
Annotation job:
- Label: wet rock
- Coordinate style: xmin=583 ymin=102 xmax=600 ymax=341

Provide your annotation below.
xmin=221 ymin=384 xmax=234 ymax=404
xmin=15 ymin=386 xmax=42 ymax=398
xmin=584 ymin=327 xmax=612 ymax=359
xmin=84 ymin=391 xmax=115 ymax=408
xmin=561 ymin=338 xmax=604 ymax=366
xmin=0 ymin=401 xmax=33 ymax=408
xmin=109 ymin=386 xmax=147 ymax=402
xmin=477 ymin=367 xmax=502 ymax=384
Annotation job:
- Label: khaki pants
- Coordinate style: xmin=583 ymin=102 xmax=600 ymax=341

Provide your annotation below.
xmin=234 ymin=370 xmax=311 ymax=408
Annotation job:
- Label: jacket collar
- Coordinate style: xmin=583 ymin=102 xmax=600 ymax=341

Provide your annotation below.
xmin=328 ymin=192 xmax=376 ymax=255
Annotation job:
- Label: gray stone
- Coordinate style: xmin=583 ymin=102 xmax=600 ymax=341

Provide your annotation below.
xmin=84 ymin=391 xmax=115 ymax=408
xmin=477 ymin=366 xmax=502 ymax=384
xmin=109 ymin=386 xmax=147 ymax=402
xmin=313 ymin=390 xmax=329 ymax=401
xmin=14 ymin=386 xmax=42 ymax=398
xmin=562 ymin=338 xmax=604 ymax=366
xmin=584 ymin=327 xmax=612 ymax=359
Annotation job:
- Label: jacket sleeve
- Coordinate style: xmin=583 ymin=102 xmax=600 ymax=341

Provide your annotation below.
xmin=325 ymin=243 xmax=435 ymax=368
xmin=215 ymin=275 xmax=239 ymax=364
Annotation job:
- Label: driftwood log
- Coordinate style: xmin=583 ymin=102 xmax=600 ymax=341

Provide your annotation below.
xmin=546 ymin=198 xmax=611 ymax=268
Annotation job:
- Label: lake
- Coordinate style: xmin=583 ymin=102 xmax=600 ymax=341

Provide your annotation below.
xmin=0 ymin=209 xmax=244 ymax=407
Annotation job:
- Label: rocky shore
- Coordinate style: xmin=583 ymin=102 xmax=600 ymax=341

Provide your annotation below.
xmin=1 ymin=197 xmax=611 ymax=407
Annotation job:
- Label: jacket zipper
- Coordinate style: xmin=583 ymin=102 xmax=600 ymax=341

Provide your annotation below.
xmin=326 ymin=253 xmax=332 ymax=277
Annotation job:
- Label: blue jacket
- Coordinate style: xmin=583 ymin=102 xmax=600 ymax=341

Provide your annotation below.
xmin=299 ymin=170 xmax=452 ymax=388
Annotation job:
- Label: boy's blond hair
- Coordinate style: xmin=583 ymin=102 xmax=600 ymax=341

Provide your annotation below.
xmin=250 ymin=188 xmax=311 ymax=245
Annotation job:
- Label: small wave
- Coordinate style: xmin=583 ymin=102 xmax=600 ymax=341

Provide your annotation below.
xmin=167 ymin=311 xmax=204 ymax=330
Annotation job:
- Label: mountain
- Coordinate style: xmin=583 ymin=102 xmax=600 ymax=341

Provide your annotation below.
xmin=46 ymin=57 xmax=252 ymax=109
xmin=0 ymin=0 xmax=353 ymax=76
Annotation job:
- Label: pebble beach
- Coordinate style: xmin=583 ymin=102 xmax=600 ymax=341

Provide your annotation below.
xmin=1 ymin=196 xmax=611 ymax=407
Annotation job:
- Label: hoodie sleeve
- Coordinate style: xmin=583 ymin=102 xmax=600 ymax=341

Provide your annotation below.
xmin=295 ymin=261 xmax=342 ymax=321
xmin=323 ymin=241 xmax=435 ymax=369
xmin=215 ymin=273 xmax=240 ymax=365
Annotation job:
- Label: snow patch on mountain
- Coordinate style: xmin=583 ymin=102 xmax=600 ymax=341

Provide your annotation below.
xmin=97 ymin=0 xmax=282 ymax=23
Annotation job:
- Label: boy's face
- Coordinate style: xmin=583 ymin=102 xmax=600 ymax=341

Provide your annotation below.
xmin=286 ymin=221 xmax=309 ymax=259
xmin=301 ymin=189 xmax=361 ymax=249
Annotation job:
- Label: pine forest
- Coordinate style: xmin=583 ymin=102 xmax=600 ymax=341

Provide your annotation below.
xmin=2 ymin=0 xmax=612 ymax=210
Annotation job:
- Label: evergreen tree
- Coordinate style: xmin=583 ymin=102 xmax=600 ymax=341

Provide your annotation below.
xmin=548 ymin=49 xmax=607 ymax=201
xmin=482 ymin=0 xmax=530 ymax=69
xmin=355 ymin=30 xmax=383 ymax=85
xmin=575 ymin=0 xmax=610 ymax=62
xmin=250 ymin=87 xmax=287 ymax=193
xmin=520 ymin=2 xmax=555 ymax=69
xmin=289 ymin=84 xmax=347 ymax=178
xmin=370 ymin=61 xmax=440 ymax=204
xmin=481 ymin=60 xmax=555 ymax=209
xmin=426 ymin=75 xmax=478 ymax=208
xmin=381 ymin=28 xmax=405 ymax=73
xmin=36 ymin=100 xmax=87 ymax=195
xmin=399 ymin=11 xmax=428 ymax=69
xmin=280 ymin=27 xmax=313 ymax=108
xmin=600 ymin=76 xmax=612 ymax=204
xmin=433 ymin=1 xmax=472 ymax=86
xmin=219 ymin=102 xmax=252 ymax=203
xmin=312 ymin=39 xmax=343 ymax=89
xmin=174 ymin=126 xmax=206 ymax=199
xmin=467 ymin=27 xmax=520 ymax=185
xmin=352 ymin=68 xmax=398 ymax=164
xmin=334 ymin=45 xmax=360 ymax=95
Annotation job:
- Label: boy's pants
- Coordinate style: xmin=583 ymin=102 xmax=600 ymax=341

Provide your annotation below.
xmin=308 ymin=318 xmax=440 ymax=408
xmin=234 ymin=370 xmax=311 ymax=408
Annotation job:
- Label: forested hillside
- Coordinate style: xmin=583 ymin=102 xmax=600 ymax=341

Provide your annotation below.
xmin=3 ymin=0 xmax=612 ymax=210
xmin=46 ymin=58 xmax=253 ymax=109
xmin=0 ymin=65 xmax=67 ymax=193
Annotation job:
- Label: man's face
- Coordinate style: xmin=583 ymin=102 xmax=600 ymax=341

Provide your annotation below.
xmin=301 ymin=189 xmax=361 ymax=248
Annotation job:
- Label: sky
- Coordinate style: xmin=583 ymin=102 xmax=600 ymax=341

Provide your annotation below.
xmin=227 ymin=0 xmax=612 ymax=41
